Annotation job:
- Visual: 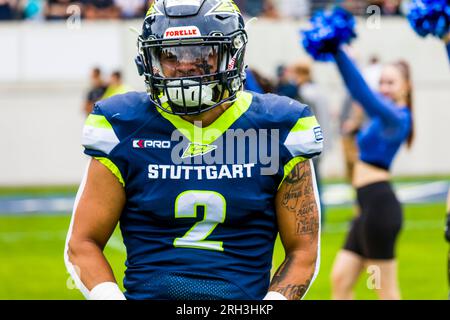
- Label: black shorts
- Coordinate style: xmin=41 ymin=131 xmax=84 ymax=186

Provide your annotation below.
xmin=344 ymin=181 xmax=403 ymax=260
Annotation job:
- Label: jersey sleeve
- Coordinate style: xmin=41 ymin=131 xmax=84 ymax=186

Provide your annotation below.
xmin=278 ymin=104 xmax=323 ymax=188
xmin=81 ymin=104 xmax=125 ymax=187
xmin=283 ymin=106 xmax=323 ymax=161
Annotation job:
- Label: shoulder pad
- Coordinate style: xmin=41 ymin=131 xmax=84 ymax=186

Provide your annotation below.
xmin=82 ymin=92 xmax=152 ymax=155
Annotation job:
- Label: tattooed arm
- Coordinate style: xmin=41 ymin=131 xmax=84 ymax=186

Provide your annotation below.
xmin=268 ymin=159 xmax=320 ymax=300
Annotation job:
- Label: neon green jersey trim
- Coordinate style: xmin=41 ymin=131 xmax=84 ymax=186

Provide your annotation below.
xmin=277 ymin=156 xmax=307 ymax=190
xmin=102 ymin=84 xmax=131 ymax=100
xmin=85 ymin=114 xmax=114 ymax=130
xmin=290 ymin=116 xmax=319 ymax=133
xmin=95 ymin=157 xmax=125 ymax=187
xmin=156 ymin=91 xmax=253 ymax=145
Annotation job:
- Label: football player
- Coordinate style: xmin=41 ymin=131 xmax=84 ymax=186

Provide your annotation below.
xmin=64 ymin=0 xmax=323 ymax=300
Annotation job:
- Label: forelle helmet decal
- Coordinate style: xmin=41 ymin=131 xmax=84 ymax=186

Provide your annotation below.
xmin=136 ymin=0 xmax=247 ymax=116
xmin=163 ymin=26 xmax=201 ymax=39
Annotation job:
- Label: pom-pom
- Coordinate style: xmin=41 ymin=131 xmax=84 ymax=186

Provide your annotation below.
xmin=301 ymin=7 xmax=357 ymax=62
xmin=407 ymin=0 xmax=450 ymax=38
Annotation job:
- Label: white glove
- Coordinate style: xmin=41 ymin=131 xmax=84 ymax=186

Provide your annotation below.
xmin=89 ymin=282 xmax=126 ymax=300
xmin=263 ymin=291 xmax=288 ymax=300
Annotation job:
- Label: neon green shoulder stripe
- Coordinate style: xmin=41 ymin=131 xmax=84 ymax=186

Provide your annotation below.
xmin=277 ymin=156 xmax=307 ymax=190
xmin=95 ymin=157 xmax=125 ymax=187
xmin=290 ymin=116 xmax=319 ymax=133
xmin=85 ymin=114 xmax=114 ymax=130
xmin=156 ymin=91 xmax=253 ymax=145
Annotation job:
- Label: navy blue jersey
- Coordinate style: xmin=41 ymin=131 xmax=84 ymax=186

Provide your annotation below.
xmin=81 ymin=91 xmax=323 ymax=300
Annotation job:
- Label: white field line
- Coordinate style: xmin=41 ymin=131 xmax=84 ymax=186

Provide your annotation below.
xmin=0 ymin=219 xmax=444 ymax=244
xmin=0 ymin=231 xmax=126 ymax=252
xmin=0 ymin=181 xmax=448 ymax=214
xmin=323 ymin=219 xmax=445 ymax=233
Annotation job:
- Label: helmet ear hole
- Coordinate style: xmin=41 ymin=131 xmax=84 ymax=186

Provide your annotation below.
xmin=135 ymin=55 xmax=145 ymax=76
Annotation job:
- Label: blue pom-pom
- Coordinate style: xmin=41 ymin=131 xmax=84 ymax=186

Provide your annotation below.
xmin=407 ymin=0 xmax=450 ymax=38
xmin=301 ymin=7 xmax=357 ymax=62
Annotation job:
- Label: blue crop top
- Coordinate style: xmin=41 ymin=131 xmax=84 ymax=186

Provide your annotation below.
xmin=334 ymin=48 xmax=412 ymax=171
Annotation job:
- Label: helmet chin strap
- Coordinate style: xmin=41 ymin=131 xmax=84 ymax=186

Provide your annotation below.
xmin=163 ymin=80 xmax=217 ymax=108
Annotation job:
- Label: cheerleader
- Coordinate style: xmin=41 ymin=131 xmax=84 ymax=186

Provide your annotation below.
xmin=302 ymin=8 xmax=414 ymax=299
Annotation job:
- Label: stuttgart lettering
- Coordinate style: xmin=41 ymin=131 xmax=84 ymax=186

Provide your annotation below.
xmin=148 ymin=163 xmax=255 ymax=180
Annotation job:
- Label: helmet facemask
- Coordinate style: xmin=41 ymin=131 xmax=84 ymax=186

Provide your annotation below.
xmin=138 ymin=31 xmax=247 ymax=115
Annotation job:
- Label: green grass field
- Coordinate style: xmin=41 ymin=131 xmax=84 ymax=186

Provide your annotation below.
xmin=0 ymin=202 xmax=448 ymax=300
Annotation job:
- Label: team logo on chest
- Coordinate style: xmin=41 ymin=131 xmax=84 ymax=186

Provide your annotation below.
xmin=181 ymin=143 xmax=217 ymax=158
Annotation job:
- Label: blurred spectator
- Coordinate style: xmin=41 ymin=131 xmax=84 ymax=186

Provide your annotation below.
xmin=381 ymin=0 xmax=401 ymax=15
xmin=275 ymin=65 xmax=299 ymax=100
xmin=0 ymin=0 xmax=411 ymax=21
xmin=339 ymin=97 xmax=364 ymax=182
xmin=0 ymin=0 xmax=19 ymax=20
xmin=291 ymin=57 xmax=331 ymax=222
xmin=343 ymin=0 xmax=367 ymax=15
xmin=363 ymin=55 xmax=382 ymax=90
xmin=292 ymin=58 xmax=331 ymax=152
xmin=84 ymin=67 xmax=107 ymax=116
xmin=261 ymin=0 xmax=279 ymax=19
xmin=338 ymin=47 xmax=369 ymax=182
xmin=82 ymin=0 xmax=120 ymax=20
xmin=113 ymin=0 xmax=146 ymax=19
xmin=310 ymin=0 xmax=335 ymax=12
xmin=369 ymin=0 xmax=401 ymax=15
xmin=102 ymin=70 xmax=131 ymax=99
xmin=44 ymin=0 xmax=77 ymax=20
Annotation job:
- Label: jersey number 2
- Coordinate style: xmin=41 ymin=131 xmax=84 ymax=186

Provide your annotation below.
xmin=174 ymin=190 xmax=226 ymax=252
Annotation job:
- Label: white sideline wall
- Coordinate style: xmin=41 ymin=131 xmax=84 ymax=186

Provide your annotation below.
xmin=0 ymin=18 xmax=449 ymax=185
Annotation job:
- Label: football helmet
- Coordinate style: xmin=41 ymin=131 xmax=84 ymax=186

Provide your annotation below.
xmin=135 ymin=0 xmax=248 ymax=115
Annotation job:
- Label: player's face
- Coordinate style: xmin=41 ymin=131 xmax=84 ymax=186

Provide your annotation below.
xmin=379 ymin=65 xmax=409 ymax=106
xmin=159 ymin=45 xmax=219 ymax=78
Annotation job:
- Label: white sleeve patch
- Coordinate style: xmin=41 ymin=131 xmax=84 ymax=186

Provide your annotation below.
xmin=284 ymin=127 xmax=323 ymax=158
xmin=82 ymin=125 xmax=120 ymax=155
